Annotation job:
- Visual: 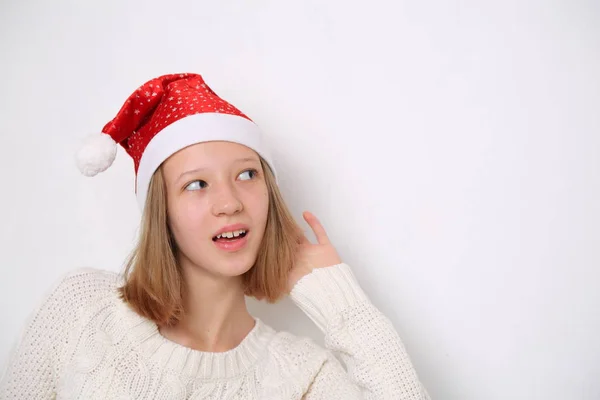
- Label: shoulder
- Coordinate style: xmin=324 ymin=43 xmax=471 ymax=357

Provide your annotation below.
xmin=3 ymin=268 xmax=123 ymax=370
xmin=258 ymin=325 xmax=361 ymax=398
xmin=49 ymin=267 xmax=120 ymax=296
xmin=267 ymin=329 xmax=328 ymax=361
xmin=256 ymin=325 xmax=335 ymax=396
xmin=54 ymin=267 xmax=120 ymax=289
xmin=39 ymin=267 xmax=121 ymax=317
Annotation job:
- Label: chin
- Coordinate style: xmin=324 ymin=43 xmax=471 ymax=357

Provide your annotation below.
xmin=182 ymin=237 xmax=260 ymax=277
xmin=207 ymin=250 xmax=258 ymax=277
xmin=215 ymin=259 xmax=255 ymax=277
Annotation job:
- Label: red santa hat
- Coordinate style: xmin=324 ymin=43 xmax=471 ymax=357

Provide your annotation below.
xmin=75 ymin=73 xmax=277 ymax=210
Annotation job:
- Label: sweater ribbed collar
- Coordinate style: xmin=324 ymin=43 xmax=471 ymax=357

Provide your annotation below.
xmin=113 ymin=293 xmax=275 ymax=381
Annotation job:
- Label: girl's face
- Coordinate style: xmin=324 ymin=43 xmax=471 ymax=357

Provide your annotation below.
xmin=161 ymin=141 xmax=270 ymax=278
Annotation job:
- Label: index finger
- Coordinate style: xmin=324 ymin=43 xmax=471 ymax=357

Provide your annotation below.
xmin=303 ymin=211 xmax=331 ymax=245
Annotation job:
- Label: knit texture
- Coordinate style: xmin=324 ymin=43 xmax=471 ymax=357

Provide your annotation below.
xmin=0 ymin=264 xmax=429 ymax=399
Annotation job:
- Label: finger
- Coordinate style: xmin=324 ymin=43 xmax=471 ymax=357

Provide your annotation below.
xmin=296 ymin=225 xmax=311 ymax=245
xmin=303 ymin=211 xmax=330 ymax=245
xmin=298 ymin=230 xmax=310 ymax=245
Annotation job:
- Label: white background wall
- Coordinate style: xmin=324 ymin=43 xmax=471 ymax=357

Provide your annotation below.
xmin=1 ymin=1 xmax=599 ymax=398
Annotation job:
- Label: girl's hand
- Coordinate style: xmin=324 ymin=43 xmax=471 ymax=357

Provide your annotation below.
xmin=287 ymin=211 xmax=343 ymax=293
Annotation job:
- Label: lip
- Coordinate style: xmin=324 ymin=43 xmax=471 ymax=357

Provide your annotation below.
xmin=212 ymin=223 xmax=250 ymax=239
xmin=213 ymin=232 xmax=249 ymax=252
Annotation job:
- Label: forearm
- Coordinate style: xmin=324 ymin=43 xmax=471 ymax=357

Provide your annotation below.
xmin=290 ymin=263 xmax=430 ymax=399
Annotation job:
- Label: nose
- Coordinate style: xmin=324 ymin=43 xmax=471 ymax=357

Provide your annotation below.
xmin=211 ymin=181 xmax=243 ymax=216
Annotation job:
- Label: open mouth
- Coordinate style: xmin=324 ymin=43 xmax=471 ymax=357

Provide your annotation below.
xmin=212 ymin=230 xmax=248 ymax=242
xmin=212 ymin=229 xmax=249 ymax=252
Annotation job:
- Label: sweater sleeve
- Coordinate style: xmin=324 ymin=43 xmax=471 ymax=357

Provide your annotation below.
xmin=0 ymin=268 xmax=104 ymax=399
xmin=289 ymin=263 xmax=430 ymax=400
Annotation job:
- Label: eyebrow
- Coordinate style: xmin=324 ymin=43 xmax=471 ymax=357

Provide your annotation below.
xmin=176 ymin=157 xmax=260 ymax=183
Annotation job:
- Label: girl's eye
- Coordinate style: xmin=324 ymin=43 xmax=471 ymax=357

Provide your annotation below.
xmin=185 ymin=180 xmax=207 ymax=191
xmin=239 ymin=169 xmax=258 ymax=181
xmin=184 ymin=169 xmax=258 ymax=191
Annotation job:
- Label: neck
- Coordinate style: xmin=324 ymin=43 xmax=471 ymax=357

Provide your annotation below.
xmin=159 ymin=257 xmax=255 ymax=352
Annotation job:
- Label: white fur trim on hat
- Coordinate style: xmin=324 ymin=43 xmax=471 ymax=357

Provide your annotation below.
xmin=136 ymin=112 xmax=277 ymax=211
xmin=75 ymin=132 xmax=118 ymax=177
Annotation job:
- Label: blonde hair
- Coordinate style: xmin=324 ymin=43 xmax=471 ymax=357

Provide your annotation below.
xmin=117 ymin=157 xmax=303 ymax=327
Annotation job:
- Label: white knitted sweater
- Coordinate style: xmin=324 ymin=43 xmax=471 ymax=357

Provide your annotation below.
xmin=0 ymin=263 xmax=430 ymax=399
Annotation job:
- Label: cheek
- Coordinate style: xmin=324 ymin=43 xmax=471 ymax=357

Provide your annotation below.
xmin=257 ymin=191 xmax=270 ymax=231
xmin=251 ymin=187 xmax=269 ymax=218
xmin=168 ymin=201 xmax=209 ymax=246
xmin=262 ymin=190 xmax=269 ymax=214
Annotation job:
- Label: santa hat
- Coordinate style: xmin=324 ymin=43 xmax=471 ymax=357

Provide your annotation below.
xmin=75 ymin=73 xmax=277 ymax=210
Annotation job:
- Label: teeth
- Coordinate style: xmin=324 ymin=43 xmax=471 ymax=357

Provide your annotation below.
xmin=216 ymin=229 xmax=246 ymax=239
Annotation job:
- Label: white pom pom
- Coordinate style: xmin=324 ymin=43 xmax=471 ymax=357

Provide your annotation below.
xmin=75 ymin=133 xmax=118 ymax=177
